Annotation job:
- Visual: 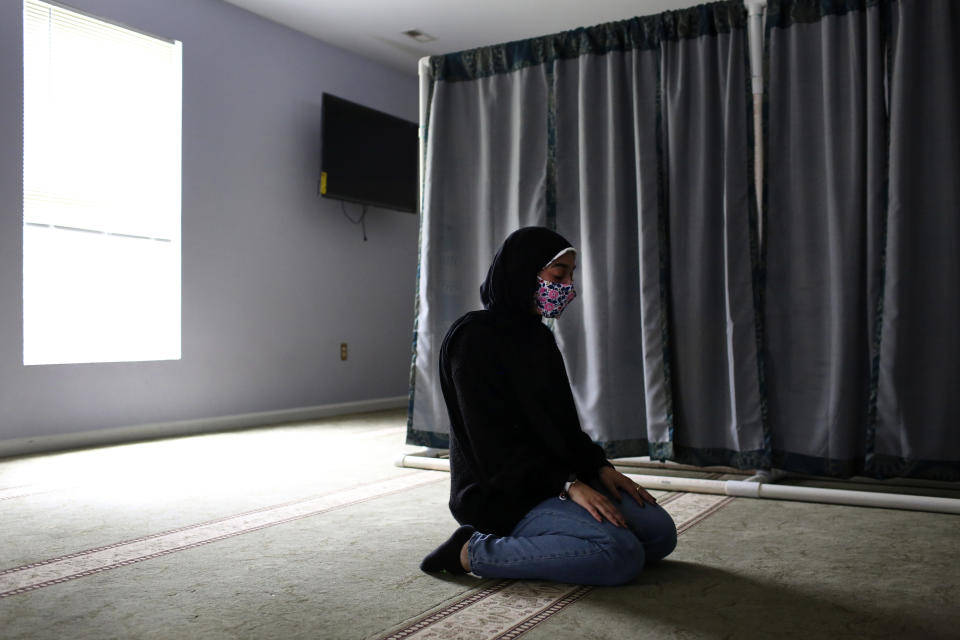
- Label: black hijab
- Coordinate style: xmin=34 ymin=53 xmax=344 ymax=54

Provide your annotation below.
xmin=479 ymin=227 xmax=574 ymax=319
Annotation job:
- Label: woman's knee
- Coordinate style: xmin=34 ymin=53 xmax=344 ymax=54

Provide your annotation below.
xmin=642 ymin=506 xmax=678 ymax=562
xmin=620 ymin=498 xmax=674 ymax=535
xmin=594 ymin=527 xmax=645 ymax=586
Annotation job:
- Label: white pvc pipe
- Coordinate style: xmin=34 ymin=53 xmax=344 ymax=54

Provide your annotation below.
xmin=624 ymin=473 xmax=960 ymax=515
xmin=417 ymin=56 xmax=430 ymax=214
xmin=744 ymin=1 xmax=766 ymax=96
xmin=609 ymin=456 xmax=747 ymax=475
xmin=745 ymin=0 xmax=766 ymax=232
xmin=394 ymin=455 xmax=960 ymax=515
xmin=394 ymin=448 xmax=447 ymax=470
xmin=395 ymin=454 xmax=450 ymax=472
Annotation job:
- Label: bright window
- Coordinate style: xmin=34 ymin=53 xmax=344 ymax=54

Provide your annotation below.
xmin=22 ymin=0 xmax=182 ymax=365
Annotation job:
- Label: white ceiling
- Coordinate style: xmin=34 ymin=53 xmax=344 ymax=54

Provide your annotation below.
xmin=220 ymin=0 xmax=700 ymax=76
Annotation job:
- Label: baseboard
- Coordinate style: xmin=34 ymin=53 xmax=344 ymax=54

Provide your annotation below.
xmin=0 ymin=396 xmax=408 ymax=460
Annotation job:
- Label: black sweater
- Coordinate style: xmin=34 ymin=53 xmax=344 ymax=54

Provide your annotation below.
xmin=439 ymin=310 xmax=610 ymax=535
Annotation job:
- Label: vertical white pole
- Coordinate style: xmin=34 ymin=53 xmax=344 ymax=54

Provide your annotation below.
xmin=418 ymin=57 xmax=431 ymax=215
xmin=745 ymin=1 xmax=766 ymax=239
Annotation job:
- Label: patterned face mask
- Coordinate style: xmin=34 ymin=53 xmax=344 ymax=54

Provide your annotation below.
xmin=535 ymin=276 xmax=576 ymax=318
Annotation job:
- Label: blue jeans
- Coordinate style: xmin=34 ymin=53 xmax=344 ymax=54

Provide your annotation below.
xmin=467 ymin=488 xmax=677 ymax=586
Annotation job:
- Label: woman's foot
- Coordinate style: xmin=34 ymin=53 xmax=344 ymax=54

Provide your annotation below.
xmin=420 ymin=525 xmax=475 ymax=574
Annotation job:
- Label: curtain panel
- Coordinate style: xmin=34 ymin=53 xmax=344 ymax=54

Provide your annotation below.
xmin=647 ymin=5 xmax=765 ymax=466
xmin=763 ymin=0 xmax=890 ymax=476
xmin=874 ymin=0 xmax=960 ymax=479
xmin=407 ymin=64 xmax=552 ymax=448
xmin=408 ymin=1 xmax=766 ymax=470
xmin=764 ymin=0 xmax=959 ymax=480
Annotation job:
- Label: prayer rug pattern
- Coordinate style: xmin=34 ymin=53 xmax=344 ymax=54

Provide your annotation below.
xmin=377 ymin=491 xmax=735 ymax=640
xmin=0 ymin=471 xmax=444 ymax=598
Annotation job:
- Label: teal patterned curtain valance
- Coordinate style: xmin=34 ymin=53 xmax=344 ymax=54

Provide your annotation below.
xmin=766 ymin=0 xmax=885 ymax=28
xmin=430 ymin=0 xmax=747 ymax=83
xmin=660 ymin=1 xmax=748 ymax=40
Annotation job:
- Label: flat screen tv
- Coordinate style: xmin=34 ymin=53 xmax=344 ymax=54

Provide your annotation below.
xmin=320 ymin=94 xmax=418 ymax=213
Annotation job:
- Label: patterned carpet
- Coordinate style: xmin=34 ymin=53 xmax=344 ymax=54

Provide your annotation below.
xmin=1 ymin=409 xmax=958 ymax=639
xmin=378 ymin=492 xmax=734 ymax=640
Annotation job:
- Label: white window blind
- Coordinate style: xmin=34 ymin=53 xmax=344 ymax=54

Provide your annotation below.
xmin=23 ymin=0 xmax=182 ymax=365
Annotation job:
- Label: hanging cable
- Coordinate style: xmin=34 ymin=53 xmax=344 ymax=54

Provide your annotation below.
xmin=340 ymin=200 xmax=368 ymax=241
xmin=317 ymin=177 xmax=369 ymax=241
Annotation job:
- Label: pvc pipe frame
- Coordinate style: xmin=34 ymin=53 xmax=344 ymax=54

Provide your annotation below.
xmin=418 ymin=56 xmax=430 ymax=213
xmin=745 ymin=0 xmax=766 ymax=96
xmin=395 ymin=453 xmax=960 ymax=516
xmin=406 ymin=2 xmax=960 ymax=517
xmin=623 ymin=473 xmax=960 ymax=515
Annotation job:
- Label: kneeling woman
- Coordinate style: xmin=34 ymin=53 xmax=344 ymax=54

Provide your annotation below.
xmin=421 ymin=227 xmax=677 ymax=586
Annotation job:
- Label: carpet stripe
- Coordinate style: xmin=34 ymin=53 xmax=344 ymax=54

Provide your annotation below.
xmin=384 ymin=581 xmax=587 ymax=640
xmin=495 ymin=585 xmax=593 ymax=640
xmin=676 ymin=496 xmax=736 ymax=535
xmin=653 ymin=492 xmax=684 ymax=507
xmin=0 ymin=471 xmax=444 ymax=598
xmin=380 ymin=582 xmax=514 ymax=640
xmin=378 ymin=491 xmax=737 ymax=640
xmin=0 ymin=485 xmax=55 ymax=502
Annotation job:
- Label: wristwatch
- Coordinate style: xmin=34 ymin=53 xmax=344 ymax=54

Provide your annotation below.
xmin=559 ymin=475 xmax=577 ymax=500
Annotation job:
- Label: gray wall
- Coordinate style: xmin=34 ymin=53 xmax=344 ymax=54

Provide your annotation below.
xmin=0 ymin=0 xmax=419 ymax=443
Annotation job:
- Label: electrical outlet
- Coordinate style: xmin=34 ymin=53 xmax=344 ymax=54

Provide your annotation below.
xmin=340 ymin=343 xmax=348 ymax=360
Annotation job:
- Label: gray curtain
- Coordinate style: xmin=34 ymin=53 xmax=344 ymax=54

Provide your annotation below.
xmin=551 ymin=43 xmax=663 ymax=458
xmin=873 ymin=0 xmax=960 ymax=479
xmin=764 ymin=0 xmax=959 ymax=479
xmin=408 ymin=2 xmax=766 ymax=469
xmin=408 ymin=65 xmax=551 ymax=447
xmin=764 ymin=0 xmax=889 ymax=475
xmin=552 ymin=9 xmax=764 ymax=466
xmin=654 ymin=9 xmax=765 ymax=466
xmin=409 ymin=0 xmax=959 ymax=480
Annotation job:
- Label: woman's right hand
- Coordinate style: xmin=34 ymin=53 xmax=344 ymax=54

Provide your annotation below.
xmin=567 ymin=482 xmax=627 ymax=528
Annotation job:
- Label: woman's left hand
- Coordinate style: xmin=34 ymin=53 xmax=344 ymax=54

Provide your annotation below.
xmin=598 ymin=466 xmax=658 ymax=506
